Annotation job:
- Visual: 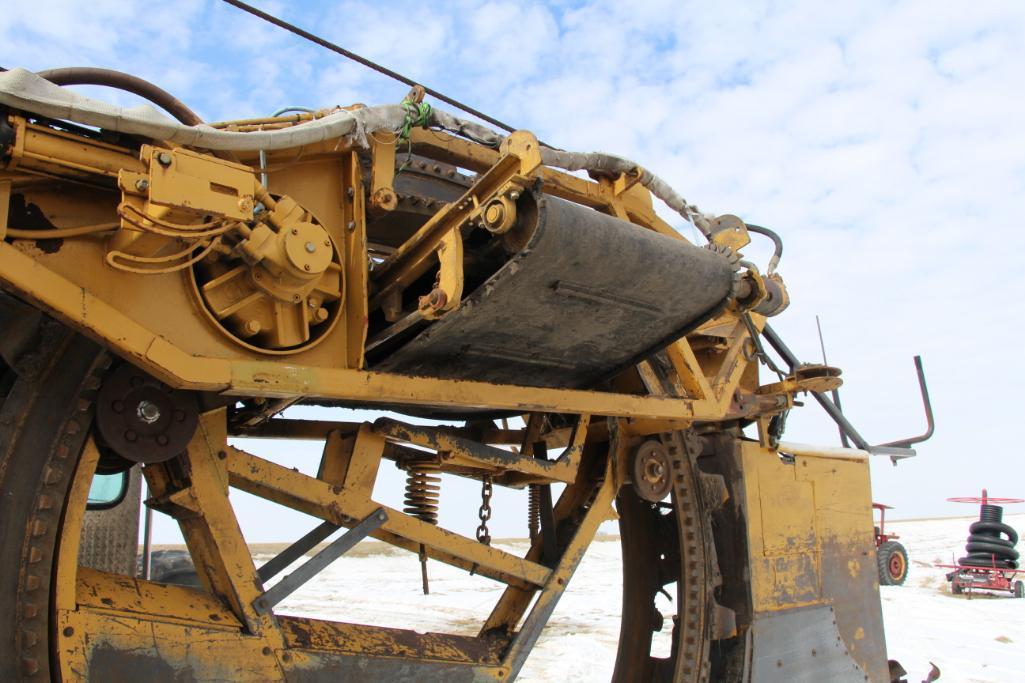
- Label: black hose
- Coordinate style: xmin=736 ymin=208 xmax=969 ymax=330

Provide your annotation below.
xmin=35 ymin=67 xmax=203 ymax=126
xmin=960 ymin=504 xmax=1019 ymax=569
xmin=745 ymin=223 xmax=783 ymax=273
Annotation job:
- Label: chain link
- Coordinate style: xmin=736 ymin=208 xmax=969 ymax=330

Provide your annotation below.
xmin=476 ymin=474 xmax=493 ymax=545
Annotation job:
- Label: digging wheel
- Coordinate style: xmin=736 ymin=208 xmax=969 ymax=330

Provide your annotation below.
xmin=0 ymin=321 xmax=724 ymax=681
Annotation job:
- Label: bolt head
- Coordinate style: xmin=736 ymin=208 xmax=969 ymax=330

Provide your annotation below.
xmin=304 ymin=241 xmax=316 ymax=253
xmin=135 ymin=178 xmax=150 ymax=191
xmin=136 ymin=400 xmax=161 ymax=425
xmin=156 ymin=151 xmax=173 ymax=166
xmin=124 ymin=430 xmax=138 ymax=443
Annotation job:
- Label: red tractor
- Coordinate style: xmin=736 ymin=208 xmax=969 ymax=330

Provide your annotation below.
xmin=875 ymin=503 xmax=909 ymax=585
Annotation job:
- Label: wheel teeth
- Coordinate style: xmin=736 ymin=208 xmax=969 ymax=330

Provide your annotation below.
xmin=42 ymin=465 xmax=62 ymax=484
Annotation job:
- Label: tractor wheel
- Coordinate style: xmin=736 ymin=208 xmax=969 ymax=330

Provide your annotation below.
xmin=877 ymin=541 xmax=909 ymax=586
xmin=1014 ymin=580 xmax=1024 ymax=599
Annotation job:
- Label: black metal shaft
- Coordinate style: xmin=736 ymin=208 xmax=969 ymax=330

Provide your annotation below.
xmin=761 ymin=324 xmax=872 ymax=451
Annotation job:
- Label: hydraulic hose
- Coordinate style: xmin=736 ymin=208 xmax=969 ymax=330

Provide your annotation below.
xmin=35 ymin=67 xmax=204 ymax=126
xmin=745 ymin=223 xmax=783 ymax=274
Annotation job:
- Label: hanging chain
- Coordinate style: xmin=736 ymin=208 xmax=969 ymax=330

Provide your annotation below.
xmin=476 ymin=474 xmax=493 ymax=545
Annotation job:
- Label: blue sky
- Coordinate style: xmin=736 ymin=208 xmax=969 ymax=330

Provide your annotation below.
xmin=4 ymin=0 xmax=1025 ymax=541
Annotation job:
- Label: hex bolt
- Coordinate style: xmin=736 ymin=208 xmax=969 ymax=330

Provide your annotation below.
xmin=124 ymin=430 xmax=138 ymax=443
xmin=62 ymin=627 xmax=74 ymax=637
xmin=347 ymin=186 xmax=355 ymax=199
xmin=323 ymin=239 xmax=331 ymax=247
xmin=111 ymin=400 xmax=125 ymax=414
xmin=347 ymin=221 xmax=356 ymax=232
xmin=304 ymin=241 xmax=316 ymax=253
xmin=156 ymin=151 xmax=173 ymax=166
xmin=173 ymin=409 xmax=186 ymax=422
xmin=134 ymin=178 xmax=150 ymax=192
xmin=304 ymin=264 xmax=311 ymax=271
xmin=291 ymin=228 xmax=299 ymax=236
xmin=156 ymin=434 xmax=169 ymax=446
xmin=136 ymin=400 xmax=161 ymax=425
xmin=509 ymin=190 xmax=520 ymax=200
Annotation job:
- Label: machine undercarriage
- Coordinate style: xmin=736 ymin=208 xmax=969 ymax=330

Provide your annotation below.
xmin=0 ymin=65 xmax=927 ymax=682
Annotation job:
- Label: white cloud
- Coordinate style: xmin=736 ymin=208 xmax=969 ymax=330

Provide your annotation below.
xmin=3 ymin=0 xmax=1024 ymax=528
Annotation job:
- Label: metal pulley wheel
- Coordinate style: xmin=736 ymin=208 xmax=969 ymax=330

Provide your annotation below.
xmin=95 ymin=363 xmax=199 ymax=464
xmin=631 ymin=440 xmax=673 ymax=502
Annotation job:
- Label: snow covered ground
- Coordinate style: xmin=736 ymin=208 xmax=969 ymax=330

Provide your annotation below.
xmin=261 ymin=514 xmax=1024 ymax=682
xmin=879 ymin=513 xmax=1025 ymax=683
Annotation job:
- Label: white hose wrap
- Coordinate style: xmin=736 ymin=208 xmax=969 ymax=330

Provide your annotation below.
xmin=0 ymin=67 xmax=711 ymax=235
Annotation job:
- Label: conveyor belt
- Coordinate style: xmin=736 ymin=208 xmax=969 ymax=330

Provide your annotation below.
xmin=374 ymin=191 xmax=734 ymax=389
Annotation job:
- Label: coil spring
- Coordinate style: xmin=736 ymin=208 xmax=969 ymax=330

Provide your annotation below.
xmin=404 ymin=457 xmax=442 ymax=525
xmin=960 ymin=504 xmax=1020 ymax=569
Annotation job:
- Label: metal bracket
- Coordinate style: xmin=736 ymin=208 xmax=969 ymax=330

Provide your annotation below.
xmin=252 ymin=508 xmax=387 ymax=616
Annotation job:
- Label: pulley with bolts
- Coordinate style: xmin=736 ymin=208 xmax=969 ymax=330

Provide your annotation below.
xmin=631 ymin=440 xmax=674 ymax=502
xmin=95 ymin=364 xmax=200 ymax=465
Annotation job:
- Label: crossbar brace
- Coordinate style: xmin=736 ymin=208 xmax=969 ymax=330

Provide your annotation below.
xmin=252 ymin=508 xmax=387 ymax=615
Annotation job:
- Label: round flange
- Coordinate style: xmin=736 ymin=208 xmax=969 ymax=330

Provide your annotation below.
xmin=632 ymin=440 xmax=673 ymax=502
xmin=95 ymin=364 xmax=200 ymax=464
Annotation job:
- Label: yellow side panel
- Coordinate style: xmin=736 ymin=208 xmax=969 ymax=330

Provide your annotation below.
xmin=740 ymin=441 xmax=877 ymax=611
xmin=740 ymin=440 xmax=886 ymax=681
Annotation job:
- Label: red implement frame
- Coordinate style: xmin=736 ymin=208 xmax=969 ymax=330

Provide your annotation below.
xmin=938 ymin=489 xmax=1023 ymax=597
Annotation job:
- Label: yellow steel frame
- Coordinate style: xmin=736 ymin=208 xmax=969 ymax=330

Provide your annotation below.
xmin=0 ymin=103 xmax=835 ymax=680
